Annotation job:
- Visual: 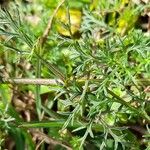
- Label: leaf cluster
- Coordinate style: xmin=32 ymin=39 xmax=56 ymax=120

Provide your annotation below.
xmin=0 ymin=0 xmax=150 ymax=150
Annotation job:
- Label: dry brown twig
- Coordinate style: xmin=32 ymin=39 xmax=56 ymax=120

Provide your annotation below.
xmin=31 ymin=130 xmax=72 ymax=150
xmin=1 ymin=78 xmax=150 ymax=86
xmin=1 ymin=78 xmax=62 ymax=85
xmin=39 ymin=0 xmax=66 ymax=47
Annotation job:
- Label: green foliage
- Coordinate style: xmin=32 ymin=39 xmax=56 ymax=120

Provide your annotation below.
xmin=0 ymin=0 xmax=150 ymax=149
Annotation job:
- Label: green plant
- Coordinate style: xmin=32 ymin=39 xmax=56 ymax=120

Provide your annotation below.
xmin=0 ymin=0 xmax=150 ymax=150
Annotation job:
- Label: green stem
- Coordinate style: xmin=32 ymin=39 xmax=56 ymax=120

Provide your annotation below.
xmin=34 ymin=51 xmax=65 ymax=81
xmin=35 ymin=46 xmax=42 ymax=120
xmin=80 ymin=79 xmax=89 ymax=115
xmin=107 ymin=89 xmax=150 ymax=123
xmin=18 ymin=120 xmax=104 ymax=132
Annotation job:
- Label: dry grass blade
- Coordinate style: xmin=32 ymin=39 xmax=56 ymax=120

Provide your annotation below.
xmin=39 ymin=0 xmax=66 ymax=46
xmin=1 ymin=78 xmax=62 ymax=85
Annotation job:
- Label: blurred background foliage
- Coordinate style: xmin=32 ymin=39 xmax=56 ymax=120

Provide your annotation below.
xmin=0 ymin=0 xmax=150 ymax=150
